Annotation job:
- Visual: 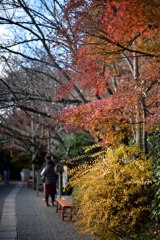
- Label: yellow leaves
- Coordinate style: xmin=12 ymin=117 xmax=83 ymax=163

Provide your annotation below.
xmin=84 ymin=143 xmax=102 ymax=153
xmin=70 ymin=144 xmax=153 ymax=239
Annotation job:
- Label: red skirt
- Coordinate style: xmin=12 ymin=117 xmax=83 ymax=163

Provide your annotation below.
xmin=45 ymin=184 xmax=57 ymax=195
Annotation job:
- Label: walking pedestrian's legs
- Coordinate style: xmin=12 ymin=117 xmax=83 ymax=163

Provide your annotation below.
xmin=3 ymin=170 xmax=10 ymax=183
xmin=51 ymin=194 xmax=55 ymax=206
xmin=45 ymin=194 xmax=50 ymax=206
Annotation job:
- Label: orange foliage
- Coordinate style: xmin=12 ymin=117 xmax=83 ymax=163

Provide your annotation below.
xmin=54 ymin=0 xmax=160 ymax=147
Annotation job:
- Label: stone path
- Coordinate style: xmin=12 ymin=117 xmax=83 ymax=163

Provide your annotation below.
xmin=0 ymin=184 xmax=22 ymax=239
xmin=0 ymin=182 xmax=91 ymax=240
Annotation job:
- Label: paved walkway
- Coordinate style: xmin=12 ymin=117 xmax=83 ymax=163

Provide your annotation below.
xmin=0 ymin=183 xmax=22 ymax=239
xmin=0 ymin=181 xmax=90 ymax=240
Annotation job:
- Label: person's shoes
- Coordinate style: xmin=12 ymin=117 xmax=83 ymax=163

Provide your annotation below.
xmin=45 ymin=203 xmax=50 ymax=207
xmin=51 ymin=203 xmax=55 ymax=206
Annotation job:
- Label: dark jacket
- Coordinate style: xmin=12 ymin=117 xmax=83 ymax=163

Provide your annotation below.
xmin=42 ymin=160 xmax=56 ymax=185
xmin=3 ymin=160 xmax=11 ymax=170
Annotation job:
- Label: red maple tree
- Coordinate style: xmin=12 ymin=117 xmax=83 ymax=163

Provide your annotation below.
xmin=53 ymin=0 xmax=160 ymax=153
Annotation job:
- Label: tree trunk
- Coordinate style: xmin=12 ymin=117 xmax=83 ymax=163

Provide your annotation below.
xmin=142 ymin=99 xmax=148 ymax=154
xmin=133 ymin=51 xmax=141 ymax=148
xmin=31 ymin=111 xmax=35 ymax=190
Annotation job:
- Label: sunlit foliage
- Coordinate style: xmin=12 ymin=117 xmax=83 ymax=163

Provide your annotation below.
xmin=70 ymin=145 xmax=153 ymax=239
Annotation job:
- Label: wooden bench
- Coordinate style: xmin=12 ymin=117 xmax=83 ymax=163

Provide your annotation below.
xmin=56 ymin=198 xmax=73 ymax=221
xmin=27 ymin=179 xmax=33 ymax=188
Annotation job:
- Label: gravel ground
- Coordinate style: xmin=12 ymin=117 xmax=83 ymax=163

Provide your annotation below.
xmin=0 ymin=182 xmax=91 ymax=240
xmin=15 ymin=184 xmax=90 ymax=240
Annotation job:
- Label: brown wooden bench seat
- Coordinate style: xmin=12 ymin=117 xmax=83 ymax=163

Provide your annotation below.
xmin=27 ymin=179 xmax=33 ymax=188
xmin=56 ymin=198 xmax=73 ymax=221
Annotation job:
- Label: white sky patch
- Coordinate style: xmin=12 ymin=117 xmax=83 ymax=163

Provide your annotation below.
xmin=0 ymin=25 xmax=11 ymax=76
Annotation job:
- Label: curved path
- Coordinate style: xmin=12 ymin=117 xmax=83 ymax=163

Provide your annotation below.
xmin=0 ymin=181 xmax=89 ymax=240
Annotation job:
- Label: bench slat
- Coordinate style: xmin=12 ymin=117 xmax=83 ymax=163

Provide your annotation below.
xmin=56 ymin=198 xmax=73 ymax=207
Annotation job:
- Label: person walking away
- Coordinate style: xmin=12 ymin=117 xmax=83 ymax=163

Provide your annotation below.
xmin=41 ymin=155 xmax=54 ymax=201
xmin=3 ymin=159 xmax=11 ymax=184
xmin=41 ymin=157 xmax=56 ymax=206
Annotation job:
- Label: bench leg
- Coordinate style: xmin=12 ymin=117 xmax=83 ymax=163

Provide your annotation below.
xmin=62 ymin=206 xmax=65 ymax=221
xmin=70 ymin=208 xmax=72 ymax=221
xmin=62 ymin=207 xmax=72 ymax=221
xmin=28 ymin=181 xmax=33 ymax=188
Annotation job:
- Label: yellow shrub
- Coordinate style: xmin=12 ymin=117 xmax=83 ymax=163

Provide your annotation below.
xmin=69 ymin=145 xmax=153 ymax=240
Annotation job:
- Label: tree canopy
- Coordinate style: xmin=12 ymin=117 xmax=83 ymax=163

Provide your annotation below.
xmin=53 ymin=0 xmax=160 ymax=154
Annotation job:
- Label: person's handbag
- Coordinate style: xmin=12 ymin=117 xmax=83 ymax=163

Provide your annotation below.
xmin=41 ymin=175 xmax=45 ymax=182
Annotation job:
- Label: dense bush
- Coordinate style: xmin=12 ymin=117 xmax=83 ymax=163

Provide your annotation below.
xmin=69 ymin=145 xmax=153 ymax=240
xmin=135 ymin=219 xmax=160 ymax=240
xmin=147 ymin=127 xmax=160 ymax=222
